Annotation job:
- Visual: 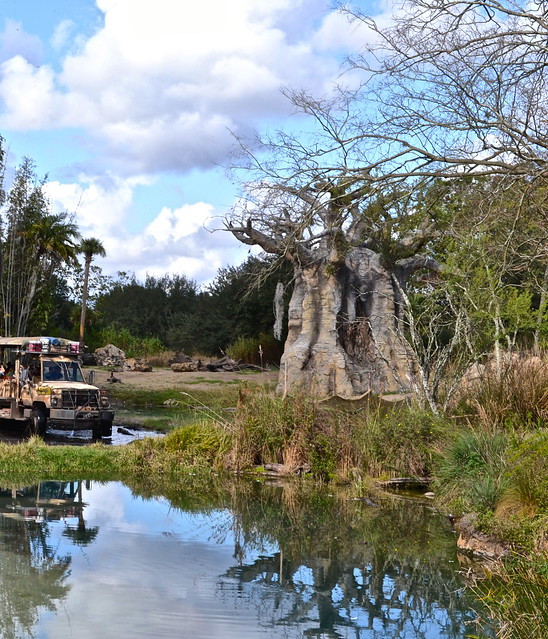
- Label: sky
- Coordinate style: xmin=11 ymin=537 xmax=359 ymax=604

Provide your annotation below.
xmin=0 ymin=0 xmax=386 ymax=285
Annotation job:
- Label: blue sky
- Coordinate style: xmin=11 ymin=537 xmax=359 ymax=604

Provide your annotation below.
xmin=0 ymin=0 xmax=385 ymax=284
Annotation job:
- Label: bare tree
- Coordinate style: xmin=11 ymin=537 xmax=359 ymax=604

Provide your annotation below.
xmin=340 ymin=0 xmax=548 ymax=183
xmin=227 ymin=96 xmax=442 ymax=399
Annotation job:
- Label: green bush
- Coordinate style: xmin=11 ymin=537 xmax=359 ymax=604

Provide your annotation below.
xmin=226 ymin=332 xmax=284 ymax=366
xmin=433 ymin=429 xmax=510 ymax=513
xmin=497 ymin=431 xmax=548 ymax=517
xmin=99 ymin=325 xmax=165 ymax=358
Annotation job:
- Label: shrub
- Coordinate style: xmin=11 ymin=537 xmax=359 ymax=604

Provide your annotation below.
xmin=433 ymin=428 xmax=510 ymax=513
xmin=99 ymin=325 xmax=165 ymax=358
xmin=121 ymin=422 xmax=232 ymax=475
xmin=497 ymin=431 xmax=548 ymax=518
xmin=226 ymin=332 xmax=283 ymax=366
xmin=455 ymin=354 xmax=548 ymax=430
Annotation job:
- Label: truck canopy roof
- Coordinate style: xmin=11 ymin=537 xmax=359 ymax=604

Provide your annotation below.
xmin=0 ymin=336 xmax=80 ymax=354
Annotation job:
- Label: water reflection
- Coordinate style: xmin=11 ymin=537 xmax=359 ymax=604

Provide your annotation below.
xmin=0 ymin=480 xmax=487 ymax=638
xmin=0 ymin=482 xmax=78 ymax=639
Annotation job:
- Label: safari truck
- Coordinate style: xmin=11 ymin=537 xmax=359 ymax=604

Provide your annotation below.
xmin=0 ymin=336 xmax=114 ymax=438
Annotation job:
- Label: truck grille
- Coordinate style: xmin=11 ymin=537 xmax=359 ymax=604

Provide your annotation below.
xmin=61 ymin=389 xmax=100 ymax=409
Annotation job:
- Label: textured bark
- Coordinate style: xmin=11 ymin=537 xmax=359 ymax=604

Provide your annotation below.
xmin=277 ymin=247 xmax=417 ymax=398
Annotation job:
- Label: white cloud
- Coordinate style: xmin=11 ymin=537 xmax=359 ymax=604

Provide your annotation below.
xmin=44 ymin=174 xmax=150 ymax=235
xmin=51 ymin=19 xmax=76 ymax=51
xmin=0 ymin=1 xmax=391 ymax=282
xmin=0 ymin=0 xmax=364 ymax=173
xmin=0 ymin=18 xmax=43 ymax=65
xmin=44 ymin=175 xmax=248 ymax=284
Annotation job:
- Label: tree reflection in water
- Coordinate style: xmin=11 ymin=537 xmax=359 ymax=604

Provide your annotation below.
xmin=214 ymin=482 xmax=484 ymax=638
xmin=0 ymin=481 xmax=91 ymax=639
xmin=0 ymin=478 xmax=490 ymax=638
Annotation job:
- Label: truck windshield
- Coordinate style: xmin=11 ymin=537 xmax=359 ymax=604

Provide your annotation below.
xmin=42 ymin=360 xmax=85 ymax=383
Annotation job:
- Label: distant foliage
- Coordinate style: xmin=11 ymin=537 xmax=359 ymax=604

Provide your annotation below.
xmin=99 ymin=326 xmax=164 ymax=358
xmin=227 ymin=333 xmax=284 ymax=366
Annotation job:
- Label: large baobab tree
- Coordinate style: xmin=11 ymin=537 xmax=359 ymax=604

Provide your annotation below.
xmin=79 ymin=237 xmax=106 ymax=347
xmin=228 ymin=96 xmax=442 ymax=398
xmin=228 ymin=0 xmax=548 ymax=399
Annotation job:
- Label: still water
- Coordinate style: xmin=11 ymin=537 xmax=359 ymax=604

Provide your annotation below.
xmin=0 ymin=480 xmax=485 ymax=639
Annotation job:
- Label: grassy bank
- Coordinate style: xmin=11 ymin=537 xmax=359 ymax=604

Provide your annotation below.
xmin=1 ymin=356 xmax=546 ymax=638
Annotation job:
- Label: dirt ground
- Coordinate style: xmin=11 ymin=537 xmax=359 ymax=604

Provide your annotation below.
xmin=91 ymin=367 xmax=279 ymax=391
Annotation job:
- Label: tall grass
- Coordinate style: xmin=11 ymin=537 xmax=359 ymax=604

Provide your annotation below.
xmin=226 ymin=332 xmax=283 ymax=366
xmin=497 ymin=431 xmax=548 ymax=519
xmin=470 ymin=556 xmax=548 ymax=639
xmin=99 ymin=325 xmax=165 ymax=358
xmin=227 ymin=391 xmax=447 ymax=480
xmin=433 ymin=429 xmax=510 ymax=513
xmin=455 ymin=355 xmax=548 ymax=430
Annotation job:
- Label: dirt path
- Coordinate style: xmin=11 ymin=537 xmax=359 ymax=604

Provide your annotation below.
xmin=91 ymin=367 xmax=279 ymax=391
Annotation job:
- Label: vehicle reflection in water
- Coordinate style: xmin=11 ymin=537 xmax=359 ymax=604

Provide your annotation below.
xmin=0 ymin=482 xmax=90 ymax=639
xmin=0 ymin=481 xmax=490 ymax=639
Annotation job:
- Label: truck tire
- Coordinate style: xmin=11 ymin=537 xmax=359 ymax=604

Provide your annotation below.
xmin=28 ymin=408 xmax=47 ymax=437
xmin=92 ymin=419 xmax=112 ymax=439
xmin=101 ymin=418 xmax=113 ymax=437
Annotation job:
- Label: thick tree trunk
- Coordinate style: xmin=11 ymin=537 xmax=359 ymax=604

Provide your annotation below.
xmin=277 ymin=247 xmax=417 ymax=398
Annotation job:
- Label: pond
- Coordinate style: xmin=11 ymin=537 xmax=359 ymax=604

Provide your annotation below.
xmin=0 ymin=480 xmax=489 ymax=638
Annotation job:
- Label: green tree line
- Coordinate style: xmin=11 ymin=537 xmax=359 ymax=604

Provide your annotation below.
xmin=0 ymin=136 xmax=545 ymax=376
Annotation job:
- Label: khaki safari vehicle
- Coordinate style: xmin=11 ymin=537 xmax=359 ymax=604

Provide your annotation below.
xmin=0 ymin=336 xmax=113 ymax=438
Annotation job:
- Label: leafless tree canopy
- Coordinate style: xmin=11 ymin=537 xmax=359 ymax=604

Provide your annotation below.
xmin=225 ymin=0 xmax=547 ymax=400
xmin=342 ymin=0 xmax=548 ymax=182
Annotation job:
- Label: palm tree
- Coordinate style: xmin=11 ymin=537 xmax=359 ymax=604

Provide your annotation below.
xmin=79 ymin=238 xmax=106 ymax=347
xmin=17 ymin=212 xmax=80 ymax=335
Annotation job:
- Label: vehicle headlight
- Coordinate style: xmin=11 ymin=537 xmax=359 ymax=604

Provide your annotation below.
xmin=51 ymin=396 xmax=59 ymax=407
xmin=100 ymin=390 xmax=110 ymax=407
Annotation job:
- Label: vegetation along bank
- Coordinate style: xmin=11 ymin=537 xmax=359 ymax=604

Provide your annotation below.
xmin=0 ymin=356 xmax=546 ymax=638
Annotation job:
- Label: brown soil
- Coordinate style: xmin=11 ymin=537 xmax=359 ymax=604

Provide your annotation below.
xmin=91 ymin=367 xmax=279 ymax=392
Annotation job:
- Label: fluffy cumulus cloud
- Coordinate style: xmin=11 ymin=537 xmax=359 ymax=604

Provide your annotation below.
xmin=0 ymin=1 xmax=385 ymax=282
xmin=0 ymin=0 xmax=360 ymax=174
xmin=44 ymin=175 xmax=249 ymax=283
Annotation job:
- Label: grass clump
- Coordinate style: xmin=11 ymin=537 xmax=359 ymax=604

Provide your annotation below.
xmin=433 ymin=429 xmax=510 ymax=513
xmin=470 ymin=555 xmax=548 ymax=639
xmin=119 ymin=422 xmax=232 ymax=478
xmin=497 ymin=431 xmax=548 ymax=519
xmin=228 ymin=391 xmax=448 ymax=481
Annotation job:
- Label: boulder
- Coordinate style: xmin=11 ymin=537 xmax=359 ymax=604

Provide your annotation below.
xmin=124 ymin=358 xmax=152 ymax=372
xmin=94 ymin=344 xmax=126 ymax=367
xmin=171 ymin=361 xmax=198 ymax=373
xmin=452 ymin=514 xmax=509 ymax=559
